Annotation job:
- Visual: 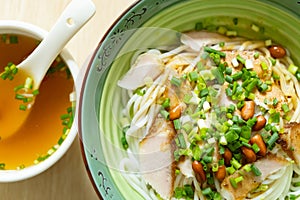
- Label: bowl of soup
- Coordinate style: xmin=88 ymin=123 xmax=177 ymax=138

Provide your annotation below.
xmin=78 ymin=0 xmax=300 ymax=199
xmin=0 ymin=20 xmax=78 ymax=182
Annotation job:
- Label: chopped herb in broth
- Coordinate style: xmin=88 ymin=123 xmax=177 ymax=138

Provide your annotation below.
xmin=0 ymin=34 xmax=74 ymax=170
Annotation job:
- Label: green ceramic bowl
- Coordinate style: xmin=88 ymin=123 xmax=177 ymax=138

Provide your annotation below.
xmin=78 ymin=0 xmax=300 ymax=199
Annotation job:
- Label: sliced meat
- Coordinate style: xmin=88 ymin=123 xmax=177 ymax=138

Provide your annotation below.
xmin=223 ymin=50 xmax=271 ymax=80
xmin=255 ymin=84 xmax=288 ymax=115
xmin=118 ymin=52 xmax=164 ymax=90
xmin=220 ymin=154 xmax=290 ymax=200
xmin=181 ymin=31 xmax=232 ymax=52
xmin=139 ymin=117 xmax=176 ymax=199
xmin=279 ymin=123 xmax=300 ymax=165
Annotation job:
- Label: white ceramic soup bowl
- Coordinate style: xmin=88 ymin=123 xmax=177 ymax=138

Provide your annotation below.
xmin=0 ymin=20 xmax=78 ymax=182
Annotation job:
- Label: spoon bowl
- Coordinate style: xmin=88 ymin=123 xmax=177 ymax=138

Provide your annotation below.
xmin=0 ymin=0 xmax=95 ymax=140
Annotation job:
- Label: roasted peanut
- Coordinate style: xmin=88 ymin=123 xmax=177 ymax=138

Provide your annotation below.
xmin=223 ymin=148 xmax=232 ymax=166
xmin=252 ymin=115 xmax=267 ymax=131
xmin=250 ymin=134 xmax=267 ymax=156
xmin=241 ymin=146 xmax=257 ymax=163
xmin=169 ymin=104 xmax=182 ymax=120
xmin=268 ymin=45 xmax=286 ymax=58
xmin=215 ymin=165 xmax=226 ymax=181
xmin=192 ymin=160 xmax=206 ymax=182
xmin=241 ymin=101 xmax=255 ymax=121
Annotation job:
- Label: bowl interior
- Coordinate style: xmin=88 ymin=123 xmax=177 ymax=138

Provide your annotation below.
xmin=79 ymin=0 xmax=300 ymax=199
xmin=0 ymin=20 xmax=78 ymax=182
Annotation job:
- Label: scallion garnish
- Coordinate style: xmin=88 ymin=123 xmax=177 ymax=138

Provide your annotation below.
xmin=170 ymin=76 xmax=182 ymax=87
xmin=204 ymin=47 xmax=226 ymax=57
xmin=173 ymin=119 xmax=181 ymax=130
xmin=236 ymin=55 xmax=245 ymax=65
xmin=160 ymin=109 xmax=170 ymax=120
xmin=0 ymin=63 xmax=18 ymax=80
xmin=0 ymin=163 xmax=5 ymax=170
xmin=211 ymin=67 xmax=225 ymax=84
xmin=188 ymin=71 xmax=199 ymax=82
xmin=288 ymin=64 xmax=298 ymax=75
xmin=266 ymin=132 xmax=279 ymax=150
xmin=282 ymin=103 xmax=290 ymax=113
xmin=251 ymin=164 xmax=262 ymax=176
xmin=162 ymin=98 xmax=170 ymax=108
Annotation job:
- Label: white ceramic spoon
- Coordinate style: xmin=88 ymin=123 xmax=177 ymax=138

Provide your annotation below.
xmin=0 ymin=0 xmax=95 ymax=140
xmin=19 ymin=0 xmax=95 ymax=90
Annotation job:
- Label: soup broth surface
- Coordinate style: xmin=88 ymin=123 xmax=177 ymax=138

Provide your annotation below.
xmin=0 ymin=34 xmax=74 ymax=169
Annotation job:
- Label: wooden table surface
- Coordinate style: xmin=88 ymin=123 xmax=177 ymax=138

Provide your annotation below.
xmin=0 ymin=0 xmax=136 ymax=199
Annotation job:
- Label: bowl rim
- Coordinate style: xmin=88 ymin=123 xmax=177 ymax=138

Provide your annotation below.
xmin=0 ymin=20 xmax=79 ymax=182
xmin=77 ymin=0 xmax=141 ymax=198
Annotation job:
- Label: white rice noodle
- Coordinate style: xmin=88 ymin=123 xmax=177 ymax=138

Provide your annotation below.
xmin=159 ymin=45 xmax=190 ymax=61
xmin=182 ymin=53 xmax=202 ymax=74
xmin=250 ymin=164 xmax=293 ymax=200
xmin=274 ymin=63 xmax=300 ymax=98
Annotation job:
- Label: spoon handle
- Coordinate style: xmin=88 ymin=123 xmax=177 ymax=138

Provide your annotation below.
xmin=19 ymin=0 xmax=96 ymax=89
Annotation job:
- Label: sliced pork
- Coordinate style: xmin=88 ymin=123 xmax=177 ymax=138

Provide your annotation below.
xmin=139 ymin=117 xmax=176 ymax=199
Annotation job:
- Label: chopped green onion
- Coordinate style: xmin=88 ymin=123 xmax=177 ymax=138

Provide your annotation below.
xmin=225 ymin=130 xmax=239 ymax=143
xmin=160 ymin=109 xmax=170 ymax=120
xmin=235 ymin=176 xmax=244 ymax=183
xmin=229 ymin=178 xmax=238 ymax=188
xmin=251 ymin=164 xmax=262 ymax=176
xmin=188 ymin=71 xmax=199 ymax=82
xmin=202 ymin=187 xmax=213 ymax=196
xmin=267 ymin=132 xmax=279 ymax=149
xmin=288 ymin=64 xmax=298 ymax=75
xmin=219 ymin=42 xmax=225 ymax=47
xmin=226 ymin=30 xmax=237 ymax=37
xmin=204 ymin=47 xmax=226 ymax=57
xmin=269 ymin=57 xmax=276 ymax=66
xmin=252 ymin=143 xmax=261 ymax=153
xmin=32 ymin=89 xmax=39 ymax=96
xmin=265 ymin=39 xmax=272 ymax=46
xmin=260 ymin=61 xmax=268 ymax=71
xmin=170 ymin=76 xmax=182 ymax=87
xmin=245 ymin=79 xmax=258 ymax=92
xmin=0 ymin=163 xmax=5 ymax=170
xmin=227 ymin=166 xmax=236 ymax=175
xmin=183 ymin=94 xmax=192 ymax=104
xmin=231 ymin=158 xmax=242 ymax=169
xmin=254 ymin=52 xmax=260 ymax=59
xmin=162 ymin=98 xmax=170 ymax=108
xmin=269 ymin=112 xmax=280 ymax=123
xmin=243 ymin=164 xmax=252 ymax=172
xmin=177 ymin=132 xmax=187 ymax=149
xmin=236 ymin=55 xmax=246 ymax=65
xmin=232 ymin=71 xmax=243 ymax=81
xmin=282 ymin=103 xmax=290 ymax=113
xmin=9 ymin=35 xmax=18 ymax=44
xmin=225 ymin=75 xmax=233 ymax=83
xmin=296 ymin=72 xmax=300 ymax=81
xmin=225 ymin=67 xmax=232 ymax=75
xmin=134 ymin=88 xmax=145 ymax=96
xmin=200 ymin=88 xmax=209 ymax=97
xmin=225 ymin=88 xmax=232 ymax=97
xmin=173 ymin=119 xmax=181 ymax=130
xmin=212 ymin=163 xmax=219 ymax=172
xmin=211 ymin=68 xmax=225 ymax=84
xmin=203 ymin=155 xmax=213 ymax=163
xmin=24 ymin=77 xmax=33 ymax=89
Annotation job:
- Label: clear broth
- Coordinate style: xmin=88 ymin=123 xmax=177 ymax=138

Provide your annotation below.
xmin=0 ymin=34 xmax=74 ymax=169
